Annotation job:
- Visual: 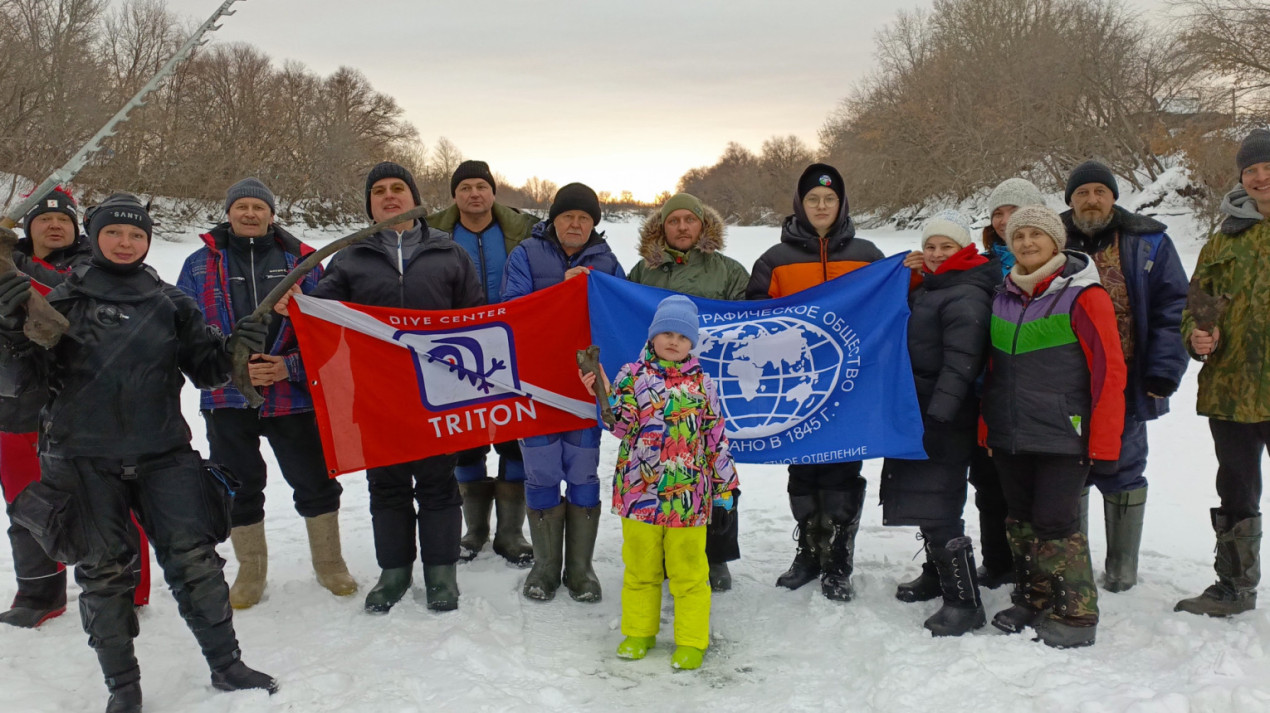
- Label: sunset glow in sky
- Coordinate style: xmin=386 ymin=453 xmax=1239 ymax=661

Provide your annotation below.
xmin=163 ymin=0 xmax=1169 ymax=202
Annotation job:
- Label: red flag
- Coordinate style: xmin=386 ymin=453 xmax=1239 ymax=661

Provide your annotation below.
xmin=289 ymin=276 xmax=598 ymax=476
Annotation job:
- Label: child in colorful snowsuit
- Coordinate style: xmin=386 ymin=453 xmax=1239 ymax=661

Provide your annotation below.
xmin=580 ymin=295 xmax=738 ymax=670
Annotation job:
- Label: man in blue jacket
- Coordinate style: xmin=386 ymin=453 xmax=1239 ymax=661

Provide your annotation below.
xmin=1062 ymin=160 xmax=1189 ymax=592
xmin=502 ymin=183 xmax=624 ymax=603
xmin=427 ymin=161 xmax=536 ymax=567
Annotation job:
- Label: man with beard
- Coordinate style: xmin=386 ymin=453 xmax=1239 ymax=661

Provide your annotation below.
xmin=1061 ymin=160 xmax=1189 ymax=593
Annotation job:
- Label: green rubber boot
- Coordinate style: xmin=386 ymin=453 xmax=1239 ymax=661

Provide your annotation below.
xmin=616 ymin=635 xmax=656 ymax=660
xmin=364 ymin=567 xmax=413 ymax=614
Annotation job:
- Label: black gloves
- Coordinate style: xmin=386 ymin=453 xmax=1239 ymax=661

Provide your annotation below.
xmin=1142 ymin=376 xmax=1178 ymax=399
xmin=228 ymin=316 xmax=269 ymax=355
xmin=0 ymin=272 xmax=32 ymax=330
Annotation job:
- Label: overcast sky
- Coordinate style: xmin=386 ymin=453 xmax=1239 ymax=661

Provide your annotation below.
xmin=161 ymin=0 xmax=1171 ymax=201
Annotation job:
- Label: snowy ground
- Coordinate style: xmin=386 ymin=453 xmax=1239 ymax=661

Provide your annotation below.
xmin=3 ymin=195 xmax=1270 ymax=713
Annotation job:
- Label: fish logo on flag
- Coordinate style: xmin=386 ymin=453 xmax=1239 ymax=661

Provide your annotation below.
xmin=587 ymin=254 xmax=926 ymax=465
xmin=288 ymin=277 xmax=598 ymax=476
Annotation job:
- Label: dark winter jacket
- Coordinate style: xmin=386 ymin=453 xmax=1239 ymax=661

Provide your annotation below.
xmin=12 ymin=235 xmax=93 ymax=290
xmin=627 ymin=205 xmax=749 ymax=300
xmin=500 ymin=226 xmax=625 ymax=301
xmin=1 ymin=264 xmax=232 ymax=459
xmin=746 ymin=196 xmax=883 ymax=299
xmin=176 ymin=224 xmax=322 ymax=417
xmin=0 ymin=235 xmax=94 ymax=432
xmin=981 ymin=252 xmax=1126 ymax=461
xmin=879 ymin=250 xmax=998 ymax=527
xmin=428 ymin=202 xmax=538 ymax=305
xmin=309 ymin=220 xmax=484 ymax=311
xmin=1061 ymin=206 xmax=1189 ymax=421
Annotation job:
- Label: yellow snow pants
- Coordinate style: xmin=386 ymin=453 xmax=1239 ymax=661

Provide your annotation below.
xmin=620 ymin=518 xmax=710 ymax=649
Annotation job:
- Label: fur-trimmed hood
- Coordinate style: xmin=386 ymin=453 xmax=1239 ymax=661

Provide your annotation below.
xmin=637 ymin=204 xmax=726 ymax=268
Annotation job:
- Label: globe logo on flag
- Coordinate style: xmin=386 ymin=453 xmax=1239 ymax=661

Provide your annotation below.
xmin=696 ymin=318 xmax=843 ymax=439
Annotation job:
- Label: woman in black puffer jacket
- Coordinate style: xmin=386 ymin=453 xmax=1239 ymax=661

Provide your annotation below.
xmin=882 ymin=210 xmax=998 ymax=637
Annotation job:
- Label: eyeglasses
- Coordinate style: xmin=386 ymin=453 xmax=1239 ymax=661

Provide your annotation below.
xmin=804 ymin=195 xmax=839 ymax=208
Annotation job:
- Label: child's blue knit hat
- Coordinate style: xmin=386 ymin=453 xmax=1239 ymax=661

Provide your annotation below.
xmin=647 ymin=295 xmax=699 ymax=347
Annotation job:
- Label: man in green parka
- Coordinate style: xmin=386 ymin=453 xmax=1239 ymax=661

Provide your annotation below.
xmin=628 ymin=192 xmax=748 ymax=591
xmin=1176 ymin=128 xmax=1270 ymax=617
xmin=427 ymin=160 xmax=539 ymax=567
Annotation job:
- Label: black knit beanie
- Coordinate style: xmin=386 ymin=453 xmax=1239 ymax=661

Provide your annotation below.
xmin=796 ymin=163 xmax=846 ymax=205
xmin=87 ymin=193 xmax=152 ymax=269
xmin=23 ymin=187 xmax=79 ymax=235
xmin=1065 ymin=160 xmax=1119 ymax=205
xmin=1236 ymin=129 xmax=1270 ymax=173
xmin=450 ymin=160 xmax=497 ymax=196
xmin=548 ymin=183 xmax=601 ymax=224
xmin=365 ymin=161 xmax=422 ymax=219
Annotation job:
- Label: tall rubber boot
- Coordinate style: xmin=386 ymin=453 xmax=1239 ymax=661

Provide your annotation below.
xmin=98 ymin=645 xmax=141 ymax=713
xmin=523 ymin=502 xmax=566 ymax=601
xmin=227 ymin=522 xmax=266 ymax=609
xmin=776 ymin=494 xmax=820 ymax=590
xmin=821 ymin=485 xmax=865 ymax=602
xmin=1 ymin=522 xmax=68 ymax=627
xmin=458 ymin=480 xmax=495 ymax=562
xmin=1102 ymin=486 xmax=1147 ymax=593
xmin=563 ymin=503 xmax=602 ymax=602
xmin=492 ymin=479 xmax=534 ymax=568
xmin=992 ymin=521 xmax=1048 ymax=634
xmin=896 ymin=536 xmax=940 ymax=603
xmin=304 ymin=512 xmax=357 ymax=596
xmin=422 ymin=563 xmax=459 ymax=611
xmin=1033 ymin=531 xmax=1099 ymax=648
xmin=1176 ymin=511 xmax=1261 ymax=617
xmin=924 ymin=536 xmax=986 ymax=636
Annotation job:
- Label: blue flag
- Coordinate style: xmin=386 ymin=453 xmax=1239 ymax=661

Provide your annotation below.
xmin=586 ymin=253 xmax=926 ymax=465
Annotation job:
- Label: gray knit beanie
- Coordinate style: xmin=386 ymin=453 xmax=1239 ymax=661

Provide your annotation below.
xmin=987 ymin=178 xmax=1045 ymax=213
xmin=224 ymin=177 xmax=276 ymax=214
xmin=921 ymin=209 xmax=973 ymax=248
xmin=1236 ymin=129 xmax=1270 ymax=173
xmin=1005 ymin=205 xmax=1067 ymax=254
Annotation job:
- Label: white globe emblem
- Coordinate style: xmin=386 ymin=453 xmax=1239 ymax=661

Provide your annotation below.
xmin=696 ymin=317 xmax=843 ymax=439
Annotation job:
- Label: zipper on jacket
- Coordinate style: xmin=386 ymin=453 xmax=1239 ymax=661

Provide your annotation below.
xmin=1006 ymin=297 xmax=1031 ymax=454
xmin=476 ymin=230 xmax=490 ymax=302
xmin=249 ymin=245 xmax=259 ymax=309
xmin=397 ymin=232 xmax=405 ymax=306
xmin=820 ymin=238 xmax=828 ymax=283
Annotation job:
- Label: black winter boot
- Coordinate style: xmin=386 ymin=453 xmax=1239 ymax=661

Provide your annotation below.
xmin=1102 ymin=486 xmax=1147 ymax=593
xmin=523 ymin=502 xmax=566 ymax=601
xmin=896 ymin=538 xmax=941 ymax=603
xmin=0 ymin=568 xmax=68 ymax=628
xmin=103 ymin=666 xmax=142 ymax=713
xmin=422 ymin=564 xmax=459 ymax=612
xmin=821 ymin=485 xmax=865 ymax=602
xmin=992 ymin=521 xmax=1048 ymax=634
xmin=563 ymin=503 xmax=602 ymax=602
xmin=492 ymin=479 xmax=534 ymax=568
xmin=458 ymin=480 xmax=495 ymax=561
xmin=924 ymin=536 xmax=986 ymax=637
xmin=776 ymin=494 xmax=821 ymax=590
xmin=1176 ymin=510 xmax=1261 ymax=617
xmin=210 ymin=659 xmax=279 ymax=694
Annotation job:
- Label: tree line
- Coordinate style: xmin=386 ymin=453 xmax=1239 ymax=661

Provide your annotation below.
xmin=680 ymin=0 xmax=1270 ymax=229
xmin=0 ymin=0 xmax=650 ymax=230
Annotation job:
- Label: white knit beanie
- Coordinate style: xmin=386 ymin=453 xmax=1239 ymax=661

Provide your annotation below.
xmin=922 ymin=209 xmax=973 ymax=248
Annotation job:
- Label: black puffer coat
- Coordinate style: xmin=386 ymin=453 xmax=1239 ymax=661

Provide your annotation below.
xmin=880 ymin=256 xmax=999 ymax=527
xmin=309 ymin=222 xmax=483 ymax=310
xmin=2 ymin=264 xmax=232 ymax=458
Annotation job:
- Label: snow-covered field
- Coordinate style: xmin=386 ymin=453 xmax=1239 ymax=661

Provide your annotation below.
xmin=3 ymin=185 xmax=1269 ymax=713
